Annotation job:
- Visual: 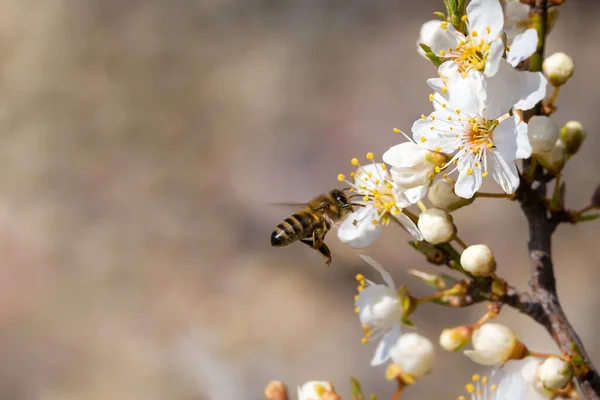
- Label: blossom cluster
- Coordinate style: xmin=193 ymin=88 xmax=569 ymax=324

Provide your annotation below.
xmin=265 ymin=0 xmax=596 ymax=398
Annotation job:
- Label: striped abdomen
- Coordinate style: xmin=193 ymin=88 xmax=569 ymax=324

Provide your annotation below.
xmin=271 ymin=212 xmax=319 ymax=247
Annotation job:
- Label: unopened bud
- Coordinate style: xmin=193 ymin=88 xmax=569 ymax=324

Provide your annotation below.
xmin=390 ymin=333 xmax=435 ymax=378
xmin=543 ymin=52 xmax=574 ymax=86
xmin=265 ymin=381 xmax=289 ymax=400
xmin=463 ymin=323 xmax=524 ymax=366
xmin=427 ymin=179 xmax=474 ymax=211
xmin=536 ymin=139 xmax=565 ymax=173
xmin=418 ymin=208 xmax=456 ymax=244
xmin=439 ymin=325 xmax=472 ymax=351
xmin=460 ymin=244 xmax=496 ymax=277
xmin=560 ymin=120 xmax=587 ymax=156
xmin=297 ymin=381 xmax=338 ymax=400
xmin=537 ymin=357 xmax=573 ymax=390
xmin=592 ymin=185 xmax=600 ymax=208
xmin=528 ymin=115 xmax=559 ymax=153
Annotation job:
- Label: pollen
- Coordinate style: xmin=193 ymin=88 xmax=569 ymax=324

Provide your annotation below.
xmin=441 ymin=21 xmax=448 ymax=29
xmin=442 ymin=103 xmax=447 ymax=108
xmin=355 ymin=273 xmax=364 ymax=281
xmin=485 ymin=26 xmax=491 ymax=34
xmin=472 ymin=374 xmax=480 ymax=381
xmin=482 ymin=171 xmax=489 ymax=177
xmin=435 ymin=166 xmax=441 ymax=173
xmin=393 ymin=127 xmax=401 ymax=133
xmin=474 ymin=162 xmax=479 ymax=167
xmin=441 ymin=87 xmax=448 ymax=93
xmin=455 ymin=109 xmax=460 ymax=114
xmin=435 ymin=146 xmax=442 ymax=152
xmin=471 ymin=30 xmax=478 ymax=37
xmin=461 ymin=15 xmax=467 ymax=21
xmin=447 ymin=116 xmax=452 ymax=121
xmin=439 ymin=49 xmax=446 ymax=56
xmin=465 ymin=383 xmax=475 ymax=393
xmin=354 ymin=307 xmax=360 ymax=313
xmin=486 ymin=143 xmax=494 ymax=148
xmin=337 ymin=173 xmax=345 ymax=182
xmin=467 ymin=168 xmax=473 ymax=175
xmin=351 ymin=158 xmax=359 ymax=166
xmin=393 ymin=208 xmax=400 ymax=215
xmin=380 ymin=163 xmax=386 ymax=170
xmin=420 ymin=136 xmax=427 ymax=142
xmin=361 ymin=337 xmax=368 ymax=344
xmin=371 ymin=219 xmax=378 ymax=225
xmin=421 ymin=114 xmax=427 ymax=120
xmin=431 ymin=116 xmax=436 ymax=121
xmin=350 ymin=171 xmax=355 ymax=177
xmin=363 ymin=195 xmax=369 ymax=202
xmin=366 ymin=152 xmax=374 ymax=160
xmin=429 ymin=93 xmax=434 ymax=102
xmin=430 ymin=126 xmax=434 ymax=131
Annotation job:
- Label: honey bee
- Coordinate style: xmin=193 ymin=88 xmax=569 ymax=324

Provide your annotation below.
xmin=270 ymin=189 xmax=357 ymax=267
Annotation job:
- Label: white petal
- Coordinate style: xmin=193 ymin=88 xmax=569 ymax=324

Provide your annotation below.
xmin=429 ymin=23 xmax=463 ymax=56
xmin=337 ymin=206 xmax=382 ymax=248
xmin=383 ymin=143 xmax=429 ymax=168
xmin=426 ymin=77 xmax=446 ymax=94
xmin=507 ymin=29 xmax=538 ymax=67
xmin=438 ymin=61 xmax=461 ymax=88
xmin=390 ymin=166 xmax=431 ymax=190
xmin=447 ymin=74 xmax=486 ymax=115
xmin=484 ymin=38 xmax=505 ymax=77
xmin=454 ymin=155 xmax=482 ymax=199
xmin=411 ymin=119 xmax=460 ymax=154
xmin=393 ymin=212 xmax=423 ymax=241
xmin=401 ymin=183 xmax=430 ymax=206
xmin=417 ymin=20 xmax=443 ymax=57
xmin=467 ymin=0 xmax=504 ymax=38
xmin=506 ymin=1 xmax=531 ymax=23
xmin=515 ymin=117 xmax=532 ymax=159
xmin=356 ymin=284 xmax=389 ymax=310
xmin=484 ymin=60 xmax=522 ymax=119
xmin=371 ymin=324 xmax=402 ymax=366
xmin=488 ymin=148 xmax=520 ymax=194
xmin=463 ymin=349 xmax=503 ymax=366
xmin=513 ymin=71 xmax=547 ymax=111
xmin=354 ymin=163 xmax=387 ymax=192
xmin=359 ymin=255 xmax=396 ymax=289
xmin=492 ymin=116 xmax=519 ymax=161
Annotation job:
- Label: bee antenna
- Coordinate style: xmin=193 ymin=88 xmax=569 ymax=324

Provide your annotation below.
xmin=349 ymin=194 xmax=373 ymax=199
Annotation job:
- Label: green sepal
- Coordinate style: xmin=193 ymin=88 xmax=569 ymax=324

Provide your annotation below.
xmin=418 ymin=43 xmax=443 ymax=68
xmin=350 ymin=377 xmax=366 ymax=400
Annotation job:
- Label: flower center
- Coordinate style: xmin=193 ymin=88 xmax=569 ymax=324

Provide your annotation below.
xmin=458 ymin=374 xmax=498 ymax=400
xmin=440 ymin=28 xmax=493 ymax=76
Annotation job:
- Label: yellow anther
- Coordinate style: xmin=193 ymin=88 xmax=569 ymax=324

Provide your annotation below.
xmin=385 ymin=182 xmax=393 ymax=189
xmin=472 ymin=374 xmax=480 ymax=382
xmin=361 ymin=337 xmax=368 ymax=344
xmin=337 ymin=173 xmax=345 ymax=182
xmin=471 ymin=30 xmax=478 ymax=37
xmin=361 ymin=323 xmax=369 ymax=329
xmin=481 ymin=376 xmax=488 ymax=384
xmin=439 ymin=49 xmax=446 ymax=56
xmin=490 ymin=384 xmax=497 ymax=392
xmin=458 ymin=397 xmax=466 ymax=400
xmin=357 ymin=286 xmax=364 ymax=293
xmin=366 ymin=152 xmax=374 ymax=160
xmin=442 ymin=103 xmax=447 ymax=108
xmin=435 ymin=146 xmax=442 ymax=152
xmin=486 ymin=143 xmax=494 ymax=148
xmin=421 ymin=114 xmax=427 ymax=120
xmin=435 ymin=166 xmax=441 ymax=173
xmin=430 ymin=126 xmax=434 ymax=131
xmin=467 ymin=168 xmax=473 ymax=175
xmin=375 ymin=179 xmax=380 ymax=184
xmin=367 ymin=172 xmax=373 ymax=178
xmin=447 ymin=116 xmax=452 ymax=121
xmin=482 ymin=171 xmax=489 ymax=177
xmin=354 ymin=307 xmax=360 ymax=313
xmin=474 ymin=162 xmax=479 ymax=167
xmin=363 ymin=195 xmax=370 ymax=202
xmin=506 ymin=45 xmax=511 ymax=52
xmin=461 ymin=15 xmax=467 ymax=21
xmin=486 ymin=26 xmax=491 ymax=34
xmin=443 ymin=173 xmax=448 ymax=178
xmin=349 ymin=187 xmax=355 ymax=192
xmin=350 ymin=171 xmax=355 ymax=177
xmin=441 ymin=21 xmax=448 ymax=29
xmin=371 ymin=219 xmax=378 ymax=225
xmin=429 ymin=93 xmax=434 ymax=102
xmin=465 ymin=383 xmax=475 ymax=393
xmin=455 ymin=109 xmax=460 ymax=114
xmin=380 ymin=163 xmax=386 ymax=170
xmin=355 ymin=273 xmax=365 ymax=281
xmin=420 ymin=136 xmax=427 ymax=142
xmin=393 ymin=127 xmax=401 ymax=133
xmin=351 ymin=157 xmax=359 ymax=165
xmin=441 ymin=86 xmax=448 ymax=93
xmin=431 ymin=116 xmax=436 ymax=121
xmin=393 ymin=208 xmax=400 ymax=215
xmin=354 ymin=295 xmax=359 ymax=301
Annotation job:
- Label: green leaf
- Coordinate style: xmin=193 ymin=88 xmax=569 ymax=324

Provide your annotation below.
xmin=418 ymin=43 xmax=443 ymax=68
xmin=433 ymin=11 xmax=446 ymax=20
xmin=350 ymin=377 xmax=366 ymax=400
xmin=577 ymin=214 xmax=600 ymax=223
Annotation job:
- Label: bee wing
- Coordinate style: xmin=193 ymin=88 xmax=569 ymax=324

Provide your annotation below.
xmin=269 ymin=202 xmax=309 ymax=212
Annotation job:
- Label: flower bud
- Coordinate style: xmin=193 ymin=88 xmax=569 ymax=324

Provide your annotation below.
xmin=460 ymin=244 xmax=496 ymax=277
xmin=560 ymin=120 xmax=586 ymax=156
xmin=390 ymin=333 xmax=435 ymax=378
xmin=543 ymin=52 xmax=574 ymax=86
xmin=536 ymin=139 xmax=565 ymax=173
xmin=528 ymin=115 xmax=559 ymax=153
xmin=383 ymin=143 xmax=436 ymax=190
xmin=265 ymin=381 xmax=289 ymax=400
xmin=417 ymin=20 xmax=442 ymax=58
xmin=427 ymin=179 xmax=474 ymax=211
xmin=417 ymin=208 xmax=455 ymax=244
xmin=297 ymin=381 xmax=339 ymax=400
xmin=537 ymin=357 xmax=573 ymax=390
xmin=439 ymin=325 xmax=472 ymax=351
xmin=463 ymin=323 xmax=524 ymax=366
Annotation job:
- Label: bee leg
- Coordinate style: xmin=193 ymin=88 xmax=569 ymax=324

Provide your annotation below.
xmin=299 ymin=237 xmax=332 ymax=267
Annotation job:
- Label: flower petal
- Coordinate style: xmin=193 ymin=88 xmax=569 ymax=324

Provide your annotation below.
xmin=492 ymin=115 xmax=519 ymax=161
xmin=393 ymin=212 xmax=423 ymax=241
xmin=464 ymin=349 xmax=503 ymax=366
xmin=488 ymin=148 xmax=520 ymax=195
xmin=507 ymin=28 xmax=538 ymax=67
xmin=447 ymin=74 xmax=486 ymax=116
xmin=429 ymin=23 xmax=463 ymax=56
xmin=371 ymin=323 xmax=402 ymax=366
xmin=360 ymin=255 xmax=396 ymax=289
xmin=417 ymin=20 xmax=443 ymax=58
xmin=515 ymin=118 xmax=532 ymax=159
xmin=337 ymin=206 xmax=382 ymax=248
xmin=354 ymin=163 xmax=388 ymax=192
xmin=484 ymin=38 xmax=505 ymax=77
xmin=401 ymin=183 xmax=430 ymax=207
xmin=513 ymin=71 xmax=547 ymax=111
xmin=467 ymin=0 xmax=504 ymax=38
xmin=383 ymin=143 xmax=429 ymax=168
xmin=438 ymin=61 xmax=461 ymax=88
xmin=454 ymin=155 xmax=482 ymax=199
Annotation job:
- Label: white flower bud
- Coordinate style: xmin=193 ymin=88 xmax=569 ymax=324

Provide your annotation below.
xmin=383 ymin=143 xmax=436 ymax=190
xmin=560 ymin=120 xmax=586 ymax=156
xmin=390 ymin=333 xmax=435 ymax=378
xmin=536 ymin=139 xmax=565 ymax=173
xmin=439 ymin=326 xmax=472 ymax=352
xmin=417 ymin=20 xmax=442 ymax=58
xmin=543 ymin=52 xmax=574 ymax=86
xmin=427 ymin=179 xmax=474 ymax=211
xmin=537 ymin=357 xmax=573 ymax=390
xmin=528 ymin=115 xmax=560 ymax=153
xmin=463 ymin=323 xmax=522 ymax=366
xmin=460 ymin=244 xmax=496 ymax=277
xmin=297 ymin=381 xmax=338 ymax=400
xmin=417 ymin=208 xmax=455 ymax=244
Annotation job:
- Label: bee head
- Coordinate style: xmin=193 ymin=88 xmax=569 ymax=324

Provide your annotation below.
xmin=331 ymin=189 xmax=354 ymax=215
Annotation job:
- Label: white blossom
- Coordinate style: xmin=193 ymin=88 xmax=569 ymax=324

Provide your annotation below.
xmin=461 ymin=244 xmax=496 ymax=277
xmin=355 ymin=255 xmax=403 ymax=366
xmin=412 ymin=86 xmax=531 ymax=199
xmin=337 ymin=155 xmax=422 ymax=248
xmin=504 ymin=0 xmax=531 ymax=41
xmin=527 ymin=116 xmax=560 ymax=154
xmin=418 ymin=20 xmax=443 ymax=58
xmin=463 ymin=323 xmax=520 ymax=366
xmin=389 ymin=332 xmax=435 ymax=378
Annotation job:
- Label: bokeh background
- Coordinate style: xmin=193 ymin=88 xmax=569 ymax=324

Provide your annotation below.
xmin=0 ymin=0 xmax=599 ymax=399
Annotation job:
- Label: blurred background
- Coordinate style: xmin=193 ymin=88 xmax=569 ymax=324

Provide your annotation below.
xmin=0 ymin=0 xmax=598 ymax=399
